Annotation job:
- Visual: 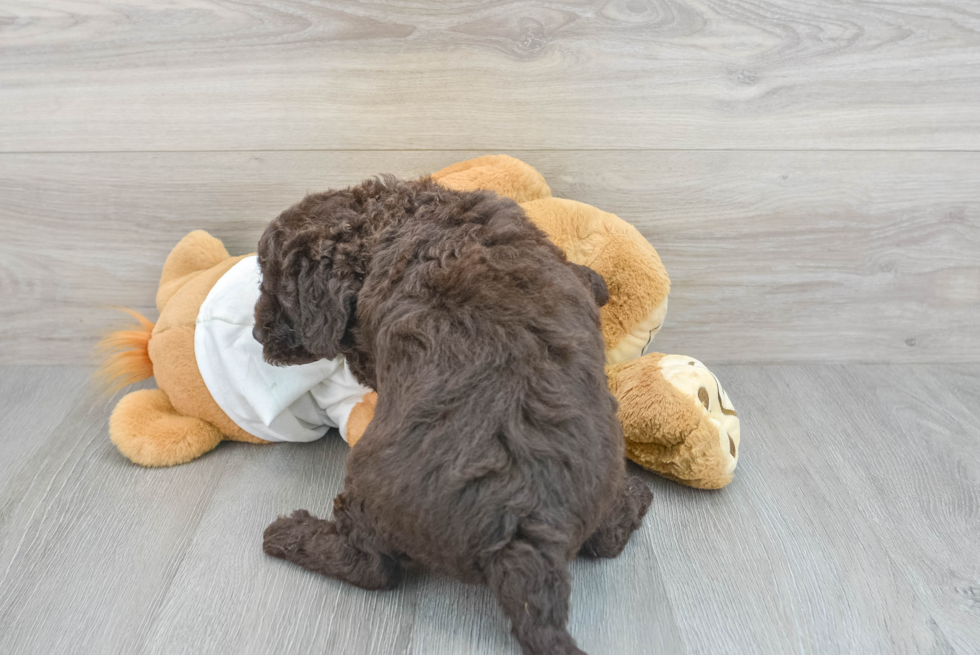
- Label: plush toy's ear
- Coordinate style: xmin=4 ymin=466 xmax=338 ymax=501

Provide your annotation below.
xmin=297 ymin=246 xmax=362 ymax=360
xmin=569 ymin=263 xmax=609 ymax=307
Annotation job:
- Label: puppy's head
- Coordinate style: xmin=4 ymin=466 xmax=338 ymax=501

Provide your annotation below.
xmin=252 ymin=199 xmax=365 ymax=366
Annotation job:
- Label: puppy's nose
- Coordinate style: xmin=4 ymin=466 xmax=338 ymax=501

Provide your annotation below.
xmin=252 ymin=324 xmax=264 ymax=344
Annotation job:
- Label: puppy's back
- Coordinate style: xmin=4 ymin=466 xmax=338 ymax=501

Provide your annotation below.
xmin=348 ymin=183 xmax=624 ymax=579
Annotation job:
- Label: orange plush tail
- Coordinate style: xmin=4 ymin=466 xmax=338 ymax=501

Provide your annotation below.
xmin=95 ymin=308 xmax=156 ymax=393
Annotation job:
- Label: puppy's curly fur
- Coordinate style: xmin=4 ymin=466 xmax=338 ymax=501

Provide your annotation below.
xmin=255 ymin=177 xmax=652 ymax=655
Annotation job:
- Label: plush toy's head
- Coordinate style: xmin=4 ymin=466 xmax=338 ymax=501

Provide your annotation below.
xmin=432 ymin=156 xmax=671 ymax=366
xmin=433 ymin=155 xmax=741 ymax=490
xmin=519 ymin=199 xmax=670 ymax=365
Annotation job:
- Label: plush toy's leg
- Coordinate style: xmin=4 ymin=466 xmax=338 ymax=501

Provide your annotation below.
xmin=110 ymin=388 xmax=224 ymax=467
xmin=156 ymin=230 xmax=232 ymax=312
xmin=432 ymin=155 xmax=552 ymax=204
xmin=608 ymin=353 xmax=740 ymax=490
xmin=263 ymin=496 xmax=403 ymax=591
xmin=608 ymin=356 xmax=705 ymax=448
xmin=486 ymin=540 xmax=584 ymax=655
xmin=579 ymin=476 xmax=653 ymax=559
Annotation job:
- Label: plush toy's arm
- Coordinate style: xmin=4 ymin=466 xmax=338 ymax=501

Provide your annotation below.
xmin=346 ymin=392 xmax=377 ymax=447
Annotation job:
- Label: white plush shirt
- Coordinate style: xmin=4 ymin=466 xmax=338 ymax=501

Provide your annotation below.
xmin=194 ymin=256 xmax=370 ymax=443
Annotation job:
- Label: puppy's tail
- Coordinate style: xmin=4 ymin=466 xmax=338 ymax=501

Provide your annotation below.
xmin=94 ymin=308 xmax=156 ymax=394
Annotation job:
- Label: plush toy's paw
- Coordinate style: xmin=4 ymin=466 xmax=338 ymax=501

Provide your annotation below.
xmin=658 ymin=354 xmax=740 ymax=460
xmin=608 ymin=354 xmax=740 ymax=489
xmin=110 ymin=388 xmax=224 ymax=467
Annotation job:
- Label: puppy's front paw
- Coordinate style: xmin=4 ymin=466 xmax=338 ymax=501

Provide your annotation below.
xmin=624 ymin=475 xmax=654 ymax=522
xmin=263 ymin=509 xmax=316 ymax=558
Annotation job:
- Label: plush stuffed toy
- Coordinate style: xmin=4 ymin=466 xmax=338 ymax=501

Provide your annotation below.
xmin=99 ymin=156 xmax=740 ymax=489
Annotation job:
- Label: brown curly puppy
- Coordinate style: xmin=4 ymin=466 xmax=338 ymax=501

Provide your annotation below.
xmin=255 ymin=176 xmax=652 ymax=655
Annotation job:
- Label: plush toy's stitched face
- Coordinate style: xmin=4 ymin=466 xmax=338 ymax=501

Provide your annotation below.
xmin=606 ymin=297 xmax=669 ymax=365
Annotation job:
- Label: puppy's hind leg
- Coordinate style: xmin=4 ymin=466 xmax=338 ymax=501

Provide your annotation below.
xmin=263 ymin=493 xmax=402 ymax=591
xmin=579 ymin=475 xmax=652 ymax=559
xmin=486 ymin=540 xmax=586 ymax=655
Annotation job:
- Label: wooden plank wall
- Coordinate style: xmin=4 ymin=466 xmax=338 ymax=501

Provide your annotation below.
xmin=1 ymin=1 xmax=978 ymax=364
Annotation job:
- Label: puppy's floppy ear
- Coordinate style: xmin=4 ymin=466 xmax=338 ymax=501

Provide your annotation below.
xmin=253 ymin=290 xmax=304 ymax=364
xmin=570 ymin=263 xmax=609 ymax=307
xmin=296 ymin=242 xmax=362 ymax=360
xmin=254 ymin=229 xmax=321 ymax=366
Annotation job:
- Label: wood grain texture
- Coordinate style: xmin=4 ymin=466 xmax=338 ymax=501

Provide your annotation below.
xmin=651 ymin=364 xmax=980 ymax=654
xmin=1 ymin=364 xmax=978 ymax=654
xmin=0 ymin=366 xmax=91 ymax=495
xmin=1 ymin=1 xmax=979 ymax=151
xmin=2 ymin=1 xmax=977 ymax=652
xmin=1 ymin=150 xmax=977 ymax=365
xmin=0 ymin=378 xmax=234 ymax=655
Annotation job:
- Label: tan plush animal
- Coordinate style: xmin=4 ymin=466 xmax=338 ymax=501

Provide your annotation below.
xmin=99 ymin=156 xmax=740 ymax=489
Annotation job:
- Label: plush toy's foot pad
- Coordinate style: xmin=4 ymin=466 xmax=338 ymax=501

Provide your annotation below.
xmin=263 ymin=507 xmax=403 ymax=591
xmin=611 ymin=354 xmax=741 ymax=489
xmin=579 ymin=475 xmax=653 ymax=559
xmin=657 ymin=354 xmax=740 ymax=468
xmin=110 ymin=388 xmax=224 ymax=467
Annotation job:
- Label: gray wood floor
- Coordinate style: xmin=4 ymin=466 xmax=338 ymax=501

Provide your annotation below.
xmin=0 ymin=364 xmax=977 ymax=654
